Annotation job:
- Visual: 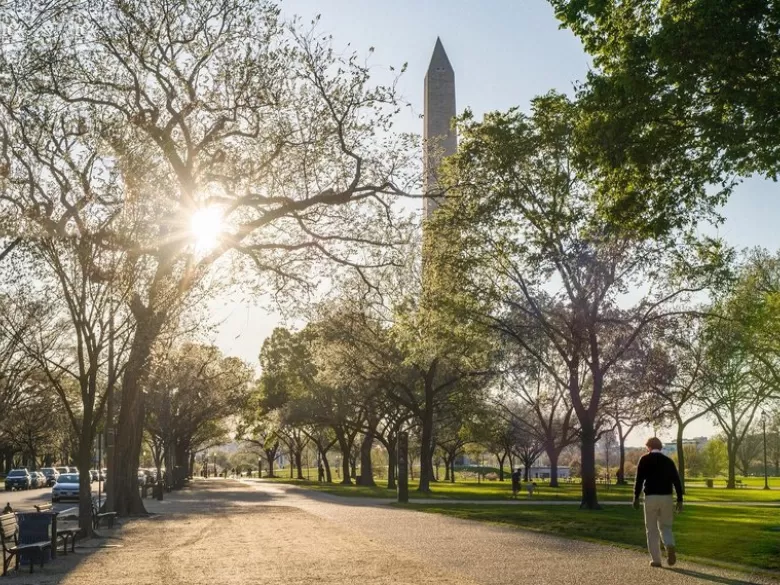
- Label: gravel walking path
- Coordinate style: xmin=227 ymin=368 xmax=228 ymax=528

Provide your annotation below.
xmin=4 ymin=479 xmax=777 ymax=585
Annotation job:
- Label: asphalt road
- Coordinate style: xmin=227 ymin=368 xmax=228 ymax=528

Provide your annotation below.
xmin=1 ymin=483 xmax=103 ymax=514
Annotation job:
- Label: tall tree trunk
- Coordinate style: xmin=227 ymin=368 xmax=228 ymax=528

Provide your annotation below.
xmin=295 ymin=449 xmax=304 ymax=480
xmin=429 ymin=448 xmax=437 ymax=483
xmin=579 ymin=422 xmax=600 ymax=509
xmin=265 ymin=449 xmax=276 ymax=477
xmin=548 ymin=448 xmax=560 ymax=488
xmin=316 ymin=444 xmax=333 ymax=483
xmin=335 ymin=429 xmax=352 ymax=485
xmin=444 ymin=455 xmax=451 ymax=482
xmin=386 ymin=440 xmax=397 ymax=490
xmin=349 ymin=454 xmax=357 ymax=479
xmin=418 ymin=393 xmax=435 ymax=492
xmin=323 ymin=454 xmax=332 ymax=483
xmin=726 ymin=437 xmax=737 ymax=489
xmin=111 ymin=313 xmax=164 ymax=516
xmin=172 ymin=443 xmax=185 ymax=488
xmin=450 ymin=459 xmax=455 ymax=483
xmin=359 ymin=431 xmax=376 ymax=487
xmin=616 ymin=433 xmax=627 ymax=485
xmin=77 ymin=420 xmax=94 ymax=537
xmin=496 ymin=453 xmax=506 ymax=481
xmin=676 ymin=423 xmax=686 ymax=488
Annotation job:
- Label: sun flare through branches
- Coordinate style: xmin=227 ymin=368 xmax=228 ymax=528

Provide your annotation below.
xmin=190 ymin=206 xmax=224 ymax=253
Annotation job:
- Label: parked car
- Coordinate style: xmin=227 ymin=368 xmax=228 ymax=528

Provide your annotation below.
xmin=56 ymin=466 xmax=69 ymax=475
xmin=41 ymin=468 xmax=59 ymax=487
xmin=137 ymin=470 xmax=146 ymax=486
xmin=29 ymin=471 xmax=46 ymax=489
xmin=52 ymin=473 xmax=80 ymax=502
xmin=89 ymin=469 xmax=98 ymax=483
xmin=143 ymin=469 xmax=156 ymax=485
xmin=99 ymin=469 xmax=107 ymax=482
xmin=68 ymin=466 xmax=78 ymax=473
xmin=4 ymin=469 xmax=31 ymax=491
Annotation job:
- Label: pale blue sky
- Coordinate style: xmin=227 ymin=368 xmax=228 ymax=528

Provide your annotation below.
xmin=209 ymin=0 xmax=779 ymax=445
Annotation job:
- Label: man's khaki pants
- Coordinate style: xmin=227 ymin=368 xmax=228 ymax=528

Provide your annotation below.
xmin=644 ymin=495 xmax=676 ymax=563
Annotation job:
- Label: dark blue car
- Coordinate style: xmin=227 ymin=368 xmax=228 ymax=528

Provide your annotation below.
xmin=4 ymin=469 xmax=31 ymax=491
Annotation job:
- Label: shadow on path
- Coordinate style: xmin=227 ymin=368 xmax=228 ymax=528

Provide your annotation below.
xmin=668 ymin=568 xmax=770 ymax=585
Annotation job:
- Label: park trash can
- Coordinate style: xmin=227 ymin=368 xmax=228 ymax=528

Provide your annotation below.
xmin=17 ymin=512 xmax=53 ymax=564
xmin=706 ymin=478 xmax=714 ymax=488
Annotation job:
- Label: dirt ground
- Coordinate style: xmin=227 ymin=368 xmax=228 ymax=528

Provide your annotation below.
xmin=1 ymin=481 xmax=475 ymax=585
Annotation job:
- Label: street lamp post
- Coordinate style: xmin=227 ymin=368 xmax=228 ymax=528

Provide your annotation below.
xmin=762 ymin=411 xmax=770 ymax=490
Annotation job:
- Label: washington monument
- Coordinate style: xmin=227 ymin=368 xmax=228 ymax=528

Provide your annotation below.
xmin=423 ymin=37 xmax=457 ymax=218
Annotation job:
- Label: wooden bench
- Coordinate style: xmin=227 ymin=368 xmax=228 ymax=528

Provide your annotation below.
xmin=0 ymin=513 xmax=52 ymax=575
xmin=91 ymin=500 xmax=117 ymax=530
xmin=34 ymin=503 xmax=79 ymax=555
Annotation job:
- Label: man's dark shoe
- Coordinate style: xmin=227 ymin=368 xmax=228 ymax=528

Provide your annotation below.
xmin=650 ymin=561 xmax=662 ymax=568
xmin=667 ymin=546 xmax=677 ymax=566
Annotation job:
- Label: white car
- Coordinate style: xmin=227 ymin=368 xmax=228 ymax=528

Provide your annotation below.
xmin=52 ymin=473 xmax=80 ymax=502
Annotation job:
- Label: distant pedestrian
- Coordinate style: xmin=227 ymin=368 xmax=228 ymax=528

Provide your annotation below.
xmin=511 ymin=468 xmax=521 ymax=499
xmin=318 ymin=464 xmax=325 ymax=482
xmin=2 ymin=502 xmax=13 ymax=514
xmin=526 ymin=481 xmax=536 ymax=498
xmin=633 ymin=437 xmax=683 ymax=568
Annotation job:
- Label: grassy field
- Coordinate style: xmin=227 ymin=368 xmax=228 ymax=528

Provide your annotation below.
xmin=260 ymin=475 xmax=780 ymax=503
xmin=403 ymin=503 xmax=780 ymax=572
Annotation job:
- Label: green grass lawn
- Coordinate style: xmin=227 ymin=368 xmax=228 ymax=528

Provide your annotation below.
xmin=260 ymin=475 xmax=780 ymax=503
xmin=403 ymin=503 xmax=780 ymax=572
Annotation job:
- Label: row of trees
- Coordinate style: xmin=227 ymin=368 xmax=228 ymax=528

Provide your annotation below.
xmin=240 ymin=89 xmax=780 ymax=507
xmin=3 ymin=0 xmax=780 ymax=521
xmin=0 ymin=0 xmax=415 ymax=533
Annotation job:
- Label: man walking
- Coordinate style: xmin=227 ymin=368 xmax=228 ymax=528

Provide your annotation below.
xmin=633 ymin=437 xmax=684 ymax=567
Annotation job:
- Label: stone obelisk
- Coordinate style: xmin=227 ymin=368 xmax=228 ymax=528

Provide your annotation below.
xmin=423 ymin=37 xmax=456 ymax=218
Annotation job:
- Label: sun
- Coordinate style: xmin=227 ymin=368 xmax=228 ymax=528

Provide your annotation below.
xmin=190 ymin=206 xmax=223 ymax=252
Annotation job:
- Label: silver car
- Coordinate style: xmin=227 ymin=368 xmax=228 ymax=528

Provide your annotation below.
xmin=52 ymin=473 xmax=80 ymax=502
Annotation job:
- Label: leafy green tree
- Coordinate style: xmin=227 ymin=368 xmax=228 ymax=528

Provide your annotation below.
xmin=144 ymin=343 xmax=253 ymax=485
xmin=239 ymin=412 xmax=282 ymax=478
xmin=549 ymin=0 xmax=779 ymax=234
xmin=736 ymin=432 xmax=763 ymax=476
xmin=434 ymin=93 xmax=724 ymax=508
xmin=0 ymin=0 xmax=411 ymax=515
xmin=701 ymin=438 xmax=728 ymax=478
xmin=500 ymin=347 xmax=579 ymax=487
xmin=645 ymin=316 xmax=714 ymax=486
xmin=0 ymin=239 xmax=132 ymax=535
xmin=435 ymin=403 xmax=476 ymax=483
xmin=468 ymin=407 xmax=514 ymax=482
xmin=701 ymin=257 xmax=779 ymax=488
xmin=681 ymin=445 xmax=703 ymax=478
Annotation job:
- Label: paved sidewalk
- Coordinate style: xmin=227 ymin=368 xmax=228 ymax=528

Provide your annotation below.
xmin=3 ymin=479 xmax=776 ymax=585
